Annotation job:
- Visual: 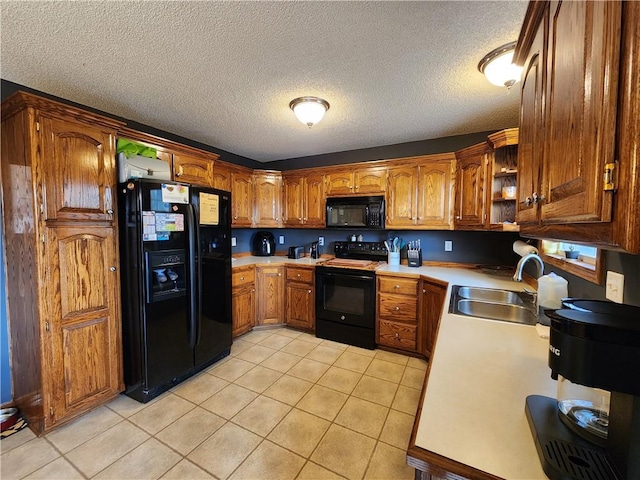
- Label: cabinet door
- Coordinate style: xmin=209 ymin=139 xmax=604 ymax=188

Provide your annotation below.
xmin=516 ymin=17 xmax=546 ymax=226
xmin=40 ymin=115 xmax=116 ymax=223
xmin=416 ymin=160 xmax=455 ymax=229
xmin=231 ymin=171 xmax=254 ymax=227
xmin=212 ymin=164 xmax=232 ymax=192
xmin=173 ymin=153 xmax=214 ymax=187
xmin=455 ymin=153 xmax=487 ymax=229
xmin=45 ymin=226 xmax=122 ymax=425
xmin=354 ymin=167 xmax=387 ymax=195
xmin=257 ymin=266 xmax=284 ymax=325
xmin=285 ymin=283 xmax=314 ymax=330
xmin=232 ymin=285 xmax=256 ymax=338
xmin=283 ymin=175 xmax=304 ymax=226
xmin=253 ymin=173 xmax=282 ymax=227
xmin=325 ymin=171 xmax=354 ymax=196
xmin=386 ymin=166 xmax=418 ymax=227
xmin=540 ymin=0 xmax=620 ymax=224
xmin=304 ymin=174 xmax=326 ymax=227
xmin=421 ymin=280 xmax=446 ymax=359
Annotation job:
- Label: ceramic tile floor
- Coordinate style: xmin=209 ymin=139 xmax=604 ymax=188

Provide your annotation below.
xmin=0 ymin=327 xmax=428 ymax=480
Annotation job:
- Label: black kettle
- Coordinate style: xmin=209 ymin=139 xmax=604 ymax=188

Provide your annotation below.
xmin=252 ymin=231 xmax=276 ymax=256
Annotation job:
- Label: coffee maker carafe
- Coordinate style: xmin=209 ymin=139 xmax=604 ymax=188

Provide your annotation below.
xmin=526 ymin=299 xmax=640 ymax=480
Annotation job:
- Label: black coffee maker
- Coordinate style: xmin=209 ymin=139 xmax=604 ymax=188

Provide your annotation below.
xmin=526 ymin=299 xmax=640 ymax=480
xmin=252 ymin=231 xmax=275 ymax=256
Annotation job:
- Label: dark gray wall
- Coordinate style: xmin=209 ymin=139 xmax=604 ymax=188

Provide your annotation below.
xmin=268 ymin=131 xmax=495 ymax=170
xmin=234 ymin=228 xmax=523 ymax=266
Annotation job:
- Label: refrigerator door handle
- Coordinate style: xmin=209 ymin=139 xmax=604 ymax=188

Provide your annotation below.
xmin=186 ymin=203 xmax=198 ymax=349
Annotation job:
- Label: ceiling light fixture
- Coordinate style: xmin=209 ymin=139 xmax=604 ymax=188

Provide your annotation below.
xmin=289 ymin=96 xmax=330 ymax=128
xmin=478 ymin=41 xmax=523 ymax=90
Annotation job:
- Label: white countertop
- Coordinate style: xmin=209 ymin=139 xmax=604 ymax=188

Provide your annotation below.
xmin=387 ymin=265 xmax=554 ymax=480
xmin=233 ymin=258 xmax=554 ymax=478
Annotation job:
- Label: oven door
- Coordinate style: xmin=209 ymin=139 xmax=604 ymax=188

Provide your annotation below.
xmin=315 ymin=268 xmax=375 ymax=328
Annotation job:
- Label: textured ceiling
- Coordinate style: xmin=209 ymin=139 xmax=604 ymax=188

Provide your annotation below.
xmin=1 ymin=1 xmax=528 ymax=163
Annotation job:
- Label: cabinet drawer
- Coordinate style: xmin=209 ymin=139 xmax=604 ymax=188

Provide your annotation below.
xmin=378 ymin=320 xmax=417 ymax=351
xmin=286 ymin=267 xmax=314 ymax=284
xmin=378 ymin=276 xmax=419 ymax=295
xmin=378 ymin=293 xmax=417 ymax=322
xmin=232 ymin=268 xmax=255 ymax=287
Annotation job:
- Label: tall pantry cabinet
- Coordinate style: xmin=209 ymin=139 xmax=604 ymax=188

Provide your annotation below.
xmin=1 ymin=92 xmax=125 ymax=434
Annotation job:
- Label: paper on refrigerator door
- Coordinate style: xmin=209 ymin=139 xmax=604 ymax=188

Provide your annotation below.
xmin=199 ymin=193 xmax=219 ymax=225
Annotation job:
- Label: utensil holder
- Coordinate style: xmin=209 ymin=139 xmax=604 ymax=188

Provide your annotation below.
xmin=407 ymin=249 xmax=422 ymax=267
xmin=388 ymin=251 xmax=400 ymax=266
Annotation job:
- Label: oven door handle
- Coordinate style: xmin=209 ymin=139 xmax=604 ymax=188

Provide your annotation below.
xmin=318 ymin=272 xmax=374 ymax=282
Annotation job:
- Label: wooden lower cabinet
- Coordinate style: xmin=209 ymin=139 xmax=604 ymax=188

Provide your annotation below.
xmin=420 ymin=278 xmax=447 ymax=359
xmin=45 ymin=226 xmax=123 ymax=426
xmin=376 ymin=273 xmax=447 ymax=358
xmin=232 ymin=266 xmax=256 ymax=337
xmin=256 ymin=265 xmax=284 ymax=325
xmin=376 ymin=274 xmax=420 ymax=353
xmin=285 ymin=266 xmax=315 ymax=330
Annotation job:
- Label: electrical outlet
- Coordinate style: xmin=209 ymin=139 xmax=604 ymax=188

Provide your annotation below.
xmin=606 ymin=271 xmax=624 ymax=303
xmin=279 ymin=235 xmax=285 ymax=245
xmin=231 ymin=237 xmax=236 ymax=247
xmin=445 ymin=240 xmax=453 ymax=252
xmin=318 ymin=236 xmax=325 ymax=247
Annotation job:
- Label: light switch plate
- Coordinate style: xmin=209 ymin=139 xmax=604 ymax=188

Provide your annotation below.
xmin=279 ymin=235 xmax=285 ymax=245
xmin=445 ymin=240 xmax=453 ymax=252
xmin=606 ymin=271 xmax=624 ymax=303
xmin=231 ymin=237 xmax=236 ymax=247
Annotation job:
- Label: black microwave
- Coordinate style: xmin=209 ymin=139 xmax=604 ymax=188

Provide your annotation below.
xmin=325 ymin=196 xmax=385 ymax=229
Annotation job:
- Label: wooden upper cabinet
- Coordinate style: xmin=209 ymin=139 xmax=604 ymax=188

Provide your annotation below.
xmin=212 ymin=162 xmax=232 ymax=191
xmin=416 ymin=159 xmax=455 ymax=229
xmin=231 ymin=170 xmax=254 ymax=227
xmin=386 ymin=166 xmax=418 ymax=227
xmin=354 ymin=167 xmax=387 ymax=195
xmin=514 ymin=1 xmax=639 ymax=252
xmin=326 ymin=166 xmax=386 ymax=196
xmin=45 ymin=225 xmax=123 ymax=425
xmin=304 ymin=173 xmax=326 ymax=227
xmin=40 ymin=115 xmax=117 ymax=223
xmin=253 ymin=171 xmax=282 ymax=227
xmin=173 ymin=152 xmax=214 ymax=187
xmin=283 ymin=175 xmax=304 ymax=226
xmin=539 ymin=0 xmax=620 ymax=224
xmin=454 ymin=143 xmax=489 ymax=230
xmin=325 ymin=170 xmax=353 ymax=196
xmin=283 ymin=173 xmax=326 ymax=227
xmin=516 ymin=14 xmax=546 ymax=226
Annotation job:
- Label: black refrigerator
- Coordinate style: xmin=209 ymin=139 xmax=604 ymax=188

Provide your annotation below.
xmin=118 ymin=179 xmax=232 ymax=402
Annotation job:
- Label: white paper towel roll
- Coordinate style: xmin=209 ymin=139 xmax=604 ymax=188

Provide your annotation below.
xmin=513 ymin=240 xmax=538 ymax=257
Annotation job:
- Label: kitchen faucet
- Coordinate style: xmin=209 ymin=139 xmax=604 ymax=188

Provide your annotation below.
xmin=513 ymin=253 xmax=545 ymax=282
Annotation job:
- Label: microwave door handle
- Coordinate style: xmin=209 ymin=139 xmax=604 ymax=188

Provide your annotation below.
xmin=365 ymin=206 xmax=369 ymax=226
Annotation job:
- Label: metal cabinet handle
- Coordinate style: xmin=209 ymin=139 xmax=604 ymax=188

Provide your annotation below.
xmin=278 ymin=273 xmax=282 ymax=276
xmin=297 ymin=274 xmax=301 ymax=278
xmin=423 ymin=289 xmax=426 ymax=294
xmin=395 ymin=306 xmax=400 ymax=311
xmin=109 ymin=266 xmax=117 ymax=272
xmin=107 ymin=209 xmax=114 ymax=215
xmin=240 ymin=276 xmax=245 ymax=281
xmin=308 ymin=289 xmax=312 ymax=294
xmin=395 ymin=285 xmax=400 ymax=289
xmin=395 ymin=333 xmax=400 ymax=339
xmin=524 ymin=197 xmax=533 ymax=206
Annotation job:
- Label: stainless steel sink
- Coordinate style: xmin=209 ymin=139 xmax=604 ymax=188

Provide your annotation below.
xmin=449 ymin=285 xmax=537 ymax=325
xmin=456 ymin=286 xmax=524 ymax=305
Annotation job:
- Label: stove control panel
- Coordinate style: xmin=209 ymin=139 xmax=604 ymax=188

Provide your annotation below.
xmin=334 ymin=241 xmax=388 ymax=259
